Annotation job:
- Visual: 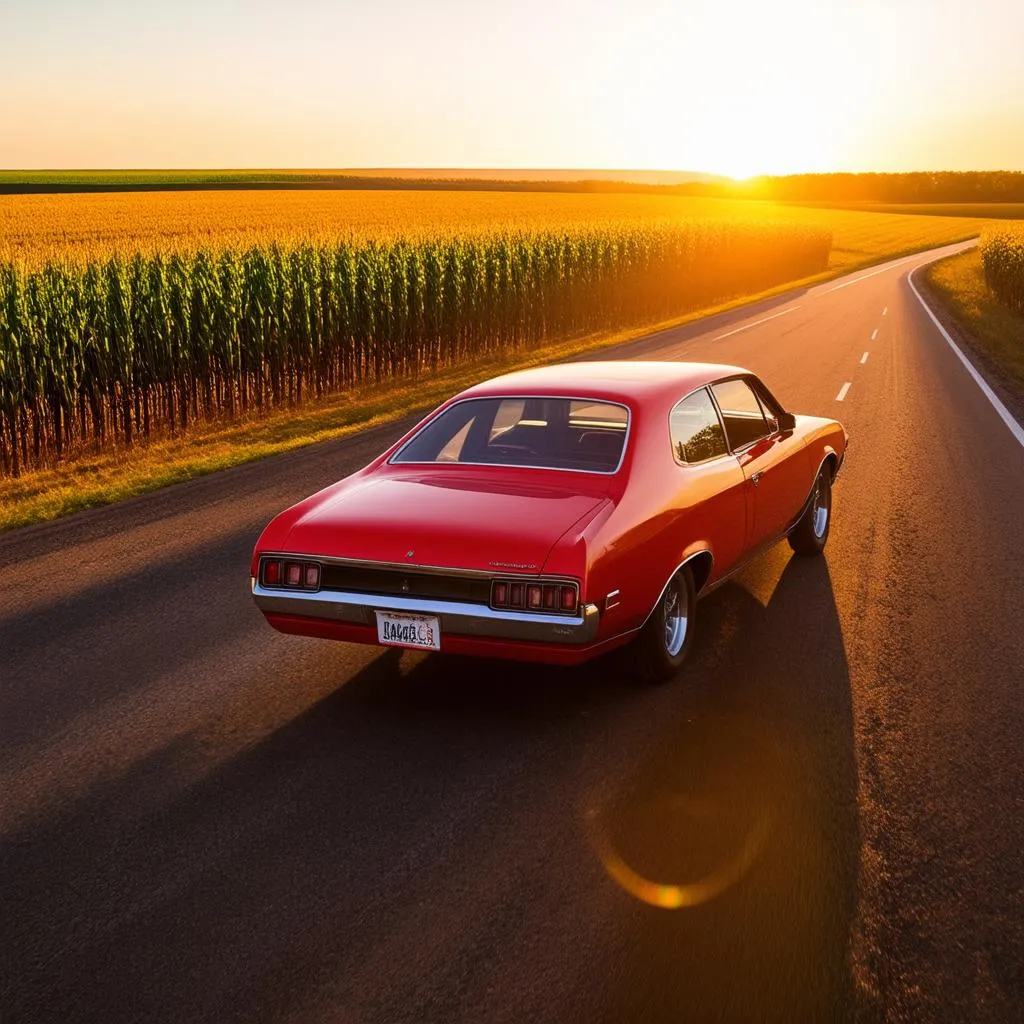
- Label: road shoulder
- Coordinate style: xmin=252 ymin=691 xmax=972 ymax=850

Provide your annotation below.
xmin=917 ymin=250 xmax=1024 ymax=427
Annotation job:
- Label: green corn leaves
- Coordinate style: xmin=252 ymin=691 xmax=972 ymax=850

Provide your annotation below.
xmin=0 ymin=222 xmax=831 ymax=476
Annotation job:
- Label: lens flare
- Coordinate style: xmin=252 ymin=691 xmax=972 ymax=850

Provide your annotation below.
xmin=587 ymin=795 xmax=770 ymax=910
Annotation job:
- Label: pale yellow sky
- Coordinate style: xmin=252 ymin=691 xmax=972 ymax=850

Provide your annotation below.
xmin=2 ymin=0 xmax=1022 ymax=175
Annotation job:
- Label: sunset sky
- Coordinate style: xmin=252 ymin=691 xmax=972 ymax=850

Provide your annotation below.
xmin=2 ymin=0 xmax=1022 ymax=177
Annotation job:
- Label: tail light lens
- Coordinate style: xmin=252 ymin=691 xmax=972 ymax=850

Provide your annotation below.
xmin=260 ymin=557 xmax=321 ymax=591
xmin=490 ymin=577 xmax=580 ymax=615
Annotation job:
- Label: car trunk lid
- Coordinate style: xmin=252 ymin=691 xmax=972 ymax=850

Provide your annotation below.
xmin=283 ymin=470 xmax=611 ymax=574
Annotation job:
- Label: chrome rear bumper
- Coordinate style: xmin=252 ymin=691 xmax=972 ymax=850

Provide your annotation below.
xmin=251 ymin=581 xmax=601 ymax=645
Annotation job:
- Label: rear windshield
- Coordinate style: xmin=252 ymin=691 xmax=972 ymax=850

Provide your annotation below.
xmin=391 ymin=396 xmax=629 ymax=473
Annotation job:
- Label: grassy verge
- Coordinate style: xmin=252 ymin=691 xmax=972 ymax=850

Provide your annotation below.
xmin=922 ymin=248 xmax=1024 ymax=391
xmin=0 ymin=234 xmax=983 ymax=533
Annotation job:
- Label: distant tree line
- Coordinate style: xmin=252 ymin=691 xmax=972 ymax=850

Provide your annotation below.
xmin=3 ymin=170 xmax=1023 ymax=203
xmin=701 ymin=172 xmax=1024 ymax=204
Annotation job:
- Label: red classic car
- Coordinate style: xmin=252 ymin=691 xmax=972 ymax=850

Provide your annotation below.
xmin=251 ymin=361 xmax=847 ymax=681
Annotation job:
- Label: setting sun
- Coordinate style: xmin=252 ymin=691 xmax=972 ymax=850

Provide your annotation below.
xmin=583 ymin=0 xmax=874 ymax=177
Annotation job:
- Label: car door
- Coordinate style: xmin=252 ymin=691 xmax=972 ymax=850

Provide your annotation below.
xmin=669 ymin=386 xmax=747 ymax=575
xmin=710 ymin=377 xmax=807 ymax=549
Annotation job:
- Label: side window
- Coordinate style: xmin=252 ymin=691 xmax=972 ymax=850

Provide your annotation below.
xmin=670 ymin=389 xmax=728 ymax=463
xmin=710 ymin=378 xmax=770 ymax=450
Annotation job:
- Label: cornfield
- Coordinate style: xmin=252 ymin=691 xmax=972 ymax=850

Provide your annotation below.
xmin=0 ymin=219 xmax=831 ymax=476
xmin=981 ymin=229 xmax=1024 ymax=315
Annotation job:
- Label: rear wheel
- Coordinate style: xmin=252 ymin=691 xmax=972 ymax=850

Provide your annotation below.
xmin=788 ymin=466 xmax=832 ymax=556
xmin=635 ymin=567 xmax=697 ymax=684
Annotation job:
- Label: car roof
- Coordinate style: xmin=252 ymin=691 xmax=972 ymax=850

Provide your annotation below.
xmin=457 ymin=361 xmax=751 ymax=404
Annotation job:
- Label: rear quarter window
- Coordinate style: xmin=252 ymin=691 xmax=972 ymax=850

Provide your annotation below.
xmin=670 ymin=389 xmax=728 ymax=463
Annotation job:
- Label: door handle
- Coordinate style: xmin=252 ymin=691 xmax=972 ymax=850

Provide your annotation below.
xmin=751 ymin=471 xmax=762 ymax=487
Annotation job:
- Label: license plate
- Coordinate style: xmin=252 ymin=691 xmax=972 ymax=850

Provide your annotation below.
xmin=375 ymin=611 xmax=441 ymax=651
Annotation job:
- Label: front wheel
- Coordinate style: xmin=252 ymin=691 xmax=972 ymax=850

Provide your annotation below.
xmin=788 ymin=466 xmax=832 ymax=557
xmin=634 ymin=567 xmax=697 ymax=684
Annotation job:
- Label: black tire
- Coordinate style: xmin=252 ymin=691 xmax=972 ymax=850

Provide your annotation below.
xmin=634 ymin=567 xmax=697 ymax=684
xmin=788 ymin=466 xmax=832 ymax=557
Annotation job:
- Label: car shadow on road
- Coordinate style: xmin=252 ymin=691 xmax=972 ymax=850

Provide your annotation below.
xmin=590 ymin=552 xmax=862 ymax=1023
xmin=3 ymin=548 xmax=860 ymax=1024
xmin=359 ymin=549 xmax=863 ymax=1021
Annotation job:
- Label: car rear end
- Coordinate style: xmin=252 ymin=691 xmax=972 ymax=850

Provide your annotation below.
xmin=251 ymin=553 xmax=603 ymax=664
xmin=250 ymin=388 xmax=638 ymax=664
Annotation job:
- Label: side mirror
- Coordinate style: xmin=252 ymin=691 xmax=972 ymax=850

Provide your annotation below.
xmin=778 ymin=411 xmax=796 ymax=433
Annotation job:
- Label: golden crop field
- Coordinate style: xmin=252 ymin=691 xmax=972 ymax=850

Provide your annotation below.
xmin=0 ymin=190 xmax=1011 ymax=272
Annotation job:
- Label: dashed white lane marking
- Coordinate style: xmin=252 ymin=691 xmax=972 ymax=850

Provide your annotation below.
xmin=908 ymin=266 xmax=1024 ymax=449
xmin=871 ymin=328 xmax=878 ymax=340
xmin=861 ymin=352 xmax=869 ymax=364
xmin=882 ymin=307 xmax=888 ymax=316
xmin=713 ymin=305 xmax=800 ymax=340
xmin=836 ymin=382 xmax=852 ymax=402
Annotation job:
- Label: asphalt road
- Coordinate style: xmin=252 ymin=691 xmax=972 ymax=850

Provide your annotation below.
xmin=3 ymin=241 xmax=1023 ymax=1023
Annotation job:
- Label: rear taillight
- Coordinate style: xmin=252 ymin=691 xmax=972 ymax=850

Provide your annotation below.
xmin=490 ymin=577 xmax=580 ymax=615
xmin=260 ymin=557 xmax=321 ymax=591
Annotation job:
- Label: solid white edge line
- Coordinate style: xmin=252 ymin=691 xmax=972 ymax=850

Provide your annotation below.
xmin=713 ymin=305 xmax=800 ymax=340
xmin=907 ymin=264 xmax=1024 ymax=449
xmin=836 ymin=382 xmax=852 ymax=402
xmin=861 ymin=352 xmax=869 ymax=364
xmin=871 ymin=328 xmax=878 ymax=340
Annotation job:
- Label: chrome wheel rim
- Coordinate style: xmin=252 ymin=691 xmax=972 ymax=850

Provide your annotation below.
xmin=663 ymin=580 xmax=689 ymax=657
xmin=812 ymin=476 xmax=829 ymax=538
